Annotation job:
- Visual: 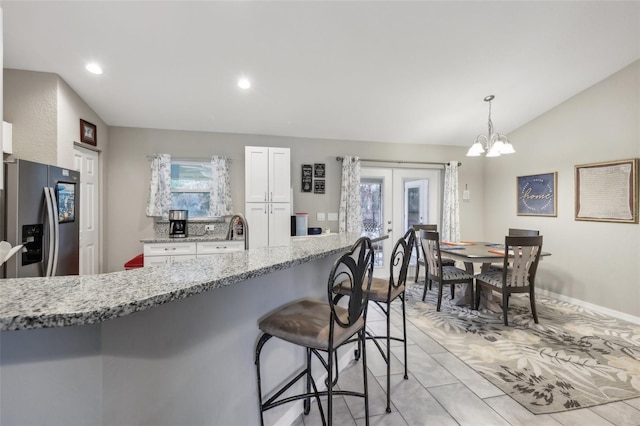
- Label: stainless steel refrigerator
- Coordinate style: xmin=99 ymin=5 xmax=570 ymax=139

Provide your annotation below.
xmin=3 ymin=159 xmax=80 ymax=277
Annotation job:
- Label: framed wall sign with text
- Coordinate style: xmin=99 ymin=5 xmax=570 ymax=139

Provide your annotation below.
xmin=517 ymin=172 xmax=557 ymax=216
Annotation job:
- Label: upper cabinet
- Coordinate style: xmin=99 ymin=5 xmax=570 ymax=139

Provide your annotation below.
xmin=3 ymin=121 xmax=13 ymax=154
xmin=245 ymin=146 xmax=290 ymax=203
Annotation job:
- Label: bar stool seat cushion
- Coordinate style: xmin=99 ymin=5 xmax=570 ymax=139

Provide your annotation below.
xmin=367 ymin=277 xmax=405 ymax=302
xmin=259 ymin=298 xmax=364 ymax=351
xmin=333 ymin=277 xmax=404 ymax=303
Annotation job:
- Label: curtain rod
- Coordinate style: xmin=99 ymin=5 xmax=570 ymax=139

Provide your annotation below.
xmin=146 ymin=155 xmax=234 ymax=161
xmin=335 ymin=157 xmax=461 ymax=167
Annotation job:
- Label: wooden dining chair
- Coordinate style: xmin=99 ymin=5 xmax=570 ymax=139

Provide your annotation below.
xmin=508 ymin=228 xmax=540 ymax=236
xmin=413 ymin=224 xmax=454 ymax=286
xmin=422 ymin=230 xmax=474 ymax=311
xmin=490 ymin=229 xmax=540 ymax=272
xmin=475 ymin=235 xmax=543 ymax=325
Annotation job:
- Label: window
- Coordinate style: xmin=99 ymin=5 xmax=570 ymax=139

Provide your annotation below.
xmin=171 ymin=161 xmax=211 ymax=218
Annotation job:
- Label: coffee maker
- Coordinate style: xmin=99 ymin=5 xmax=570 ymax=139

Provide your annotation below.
xmin=169 ymin=210 xmax=188 ymax=238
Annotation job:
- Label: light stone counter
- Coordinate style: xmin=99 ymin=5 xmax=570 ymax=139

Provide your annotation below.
xmin=0 ymin=232 xmax=370 ymax=331
xmin=1 ymin=232 xmax=387 ymax=426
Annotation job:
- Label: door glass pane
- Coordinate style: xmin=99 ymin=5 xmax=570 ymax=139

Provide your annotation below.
xmin=360 ymin=178 xmax=384 ymax=267
xmin=407 ymin=187 xmax=420 ymax=230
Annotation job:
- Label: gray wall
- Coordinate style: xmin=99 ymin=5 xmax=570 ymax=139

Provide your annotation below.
xmin=481 ymin=60 xmax=640 ymax=317
xmin=105 ymin=128 xmax=481 ymax=271
xmin=4 ymin=69 xmax=58 ymax=165
xmin=3 ymin=69 xmax=110 ymax=272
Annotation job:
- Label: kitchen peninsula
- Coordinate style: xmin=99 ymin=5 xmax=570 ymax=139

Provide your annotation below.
xmin=0 ymin=233 xmax=382 ymax=426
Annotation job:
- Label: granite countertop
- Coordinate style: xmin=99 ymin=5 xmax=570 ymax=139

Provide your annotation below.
xmin=140 ymin=235 xmax=240 ymax=244
xmin=0 ymin=233 xmax=382 ymax=331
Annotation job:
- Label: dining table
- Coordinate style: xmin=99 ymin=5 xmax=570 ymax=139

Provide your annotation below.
xmin=438 ymin=241 xmax=550 ymax=311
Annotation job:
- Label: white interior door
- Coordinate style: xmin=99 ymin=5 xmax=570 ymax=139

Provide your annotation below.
xmin=74 ymin=145 xmax=100 ymax=275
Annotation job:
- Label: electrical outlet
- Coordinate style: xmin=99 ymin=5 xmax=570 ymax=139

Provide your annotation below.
xmin=205 ymin=224 xmax=215 ymax=232
xmin=317 ymin=212 xmax=326 ymax=221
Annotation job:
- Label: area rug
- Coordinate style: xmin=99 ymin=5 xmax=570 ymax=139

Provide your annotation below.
xmin=403 ymin=284 xmax=640 ymax=414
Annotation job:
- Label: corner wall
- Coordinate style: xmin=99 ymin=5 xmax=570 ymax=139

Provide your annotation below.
xmin=481 ymin=60 xmax=640 ymax=317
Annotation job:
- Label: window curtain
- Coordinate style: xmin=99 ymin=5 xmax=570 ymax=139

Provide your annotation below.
xmin=209 ymin=156 xmax=233 ymax=217
xmin=442 ymin=160 xmax=460 ymax=242
xmin=146 ymin=154 xmax=171 ymax=218
xmin=338 ymin=156 xmax=362 ymax=234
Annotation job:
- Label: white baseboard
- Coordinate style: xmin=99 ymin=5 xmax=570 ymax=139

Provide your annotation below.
xmin=272 ymin=347 xmax=356 ymax=426
xmin=537 ymin=288 xmax=640 ymax=325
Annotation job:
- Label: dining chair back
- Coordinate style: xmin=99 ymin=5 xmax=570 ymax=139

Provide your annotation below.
xmin=421 ymin=230 xmax=474 ymax=311
xmin=508 ymin=228 xmax=540 ymax=236
xmin=412 ymin=224 xmax=455 ymax=288
xmin=475 ymin=235 xmax=543 ymax=325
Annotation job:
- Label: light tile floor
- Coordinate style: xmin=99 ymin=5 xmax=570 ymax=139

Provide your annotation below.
xmin=292 ymin=296 xmax=640 ymax=426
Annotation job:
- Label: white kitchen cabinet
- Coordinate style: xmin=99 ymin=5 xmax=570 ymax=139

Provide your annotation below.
xmin=196 ymin=240 xmax=244 ymax=257
xmin=245 ymin=202 xmax=291 ymax=249
xmin=144 ymin=242 xmax=197 ymax=266
xmin=2 ymin=121 xmax=13 ymax=154
xmin=245 ymin=146 xmax=290 ymax=203
xmin=245 ymin=146 xmax=291 ymax=248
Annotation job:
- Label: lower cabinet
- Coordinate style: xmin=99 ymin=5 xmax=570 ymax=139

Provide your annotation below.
xmin=245 ymin=202 xmax=291 ymax=248
xmin=196 ymin=241 xmax=244 ymax=258
xmin=144 ymin=242 xmax=197 ymax=266
xmin=144 ymin=241 xmax=244 ymax=266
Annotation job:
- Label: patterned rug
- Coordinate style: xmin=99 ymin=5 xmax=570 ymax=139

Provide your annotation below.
xmin=403 ymin=284 xmax=640 ymax=414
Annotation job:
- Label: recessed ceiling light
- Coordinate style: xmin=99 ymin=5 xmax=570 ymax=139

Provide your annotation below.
xmin=238 ymin=78 xmax=251 ymax=89
xmin=85 ymin=63 xmax=103 ymax=75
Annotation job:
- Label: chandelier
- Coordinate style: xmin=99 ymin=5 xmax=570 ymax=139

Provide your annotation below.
xmin=466 ymin=95 xmax=515 ymax=157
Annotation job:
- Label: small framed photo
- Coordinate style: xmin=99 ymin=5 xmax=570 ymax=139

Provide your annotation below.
xmin=314 ymin=163 xmax=325 ymax=178
xmin=80 ymin=119 xmax=97 ymax=146
xmin=517 ymin=172 xmax=557 ymax=216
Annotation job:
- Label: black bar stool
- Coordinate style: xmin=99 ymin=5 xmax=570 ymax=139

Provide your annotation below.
xmin=334 ymin=229 xmax=415 ymax=413
xmin=255 ymin=237 xmax=374 ymax=426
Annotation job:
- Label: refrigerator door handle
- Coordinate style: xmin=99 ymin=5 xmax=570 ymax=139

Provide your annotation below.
xmin=44 ymin=187 xmax=55 ymax=277
xmin=49 ymin=187 xmax=60 ymax=277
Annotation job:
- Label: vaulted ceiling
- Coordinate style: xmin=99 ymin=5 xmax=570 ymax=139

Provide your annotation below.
xmin=3 ymin=1 xmax=639 ymax=146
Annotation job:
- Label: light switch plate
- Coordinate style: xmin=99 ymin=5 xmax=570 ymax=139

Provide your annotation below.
xmin=317 ymin=212 xmax=326 ymax=221
xmin=328 ymin=212 xmax=338 ymax=221
xmin=463 ymin=190 xmax=471 ymax=200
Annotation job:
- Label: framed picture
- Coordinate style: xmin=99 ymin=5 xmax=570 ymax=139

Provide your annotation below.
xmin=575 ymin=158 xmax=638 ymax=223
xmin=517 ymin=172 xmax=557 ymax=216
xmin=80 ymin=119 xmax=97 ymax=146
xmin=301 ymin=164 xmax=312 ymax=193
xmin=314 ymin=179 xmax=325 ymax=194
xmin=314 ymin=163 xmax=325 ymax=178
xmin=56 ymin=182 xmax=76 ymax=223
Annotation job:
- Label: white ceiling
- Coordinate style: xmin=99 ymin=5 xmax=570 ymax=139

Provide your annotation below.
xmin=2 ymin=1 xmax=639 ymax=147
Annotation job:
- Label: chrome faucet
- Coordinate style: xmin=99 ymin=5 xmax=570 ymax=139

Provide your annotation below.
xmin=226 ymin=213 xmax=249 ymax=250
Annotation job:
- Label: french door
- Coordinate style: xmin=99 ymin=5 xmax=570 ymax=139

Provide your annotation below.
xmin=361 ymin=167 xmax=441 ymax=273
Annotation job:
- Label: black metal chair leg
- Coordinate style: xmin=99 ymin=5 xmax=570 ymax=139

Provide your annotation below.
xmin=385 ymin=299 xmax=391 ymax=413
xmin=402 ymin=293 xmax=408 ymax=380
xmin=361 ymin=329 xmax=370 ymax=426
xmin=304 ymin=348 xmax=311 ymax=415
